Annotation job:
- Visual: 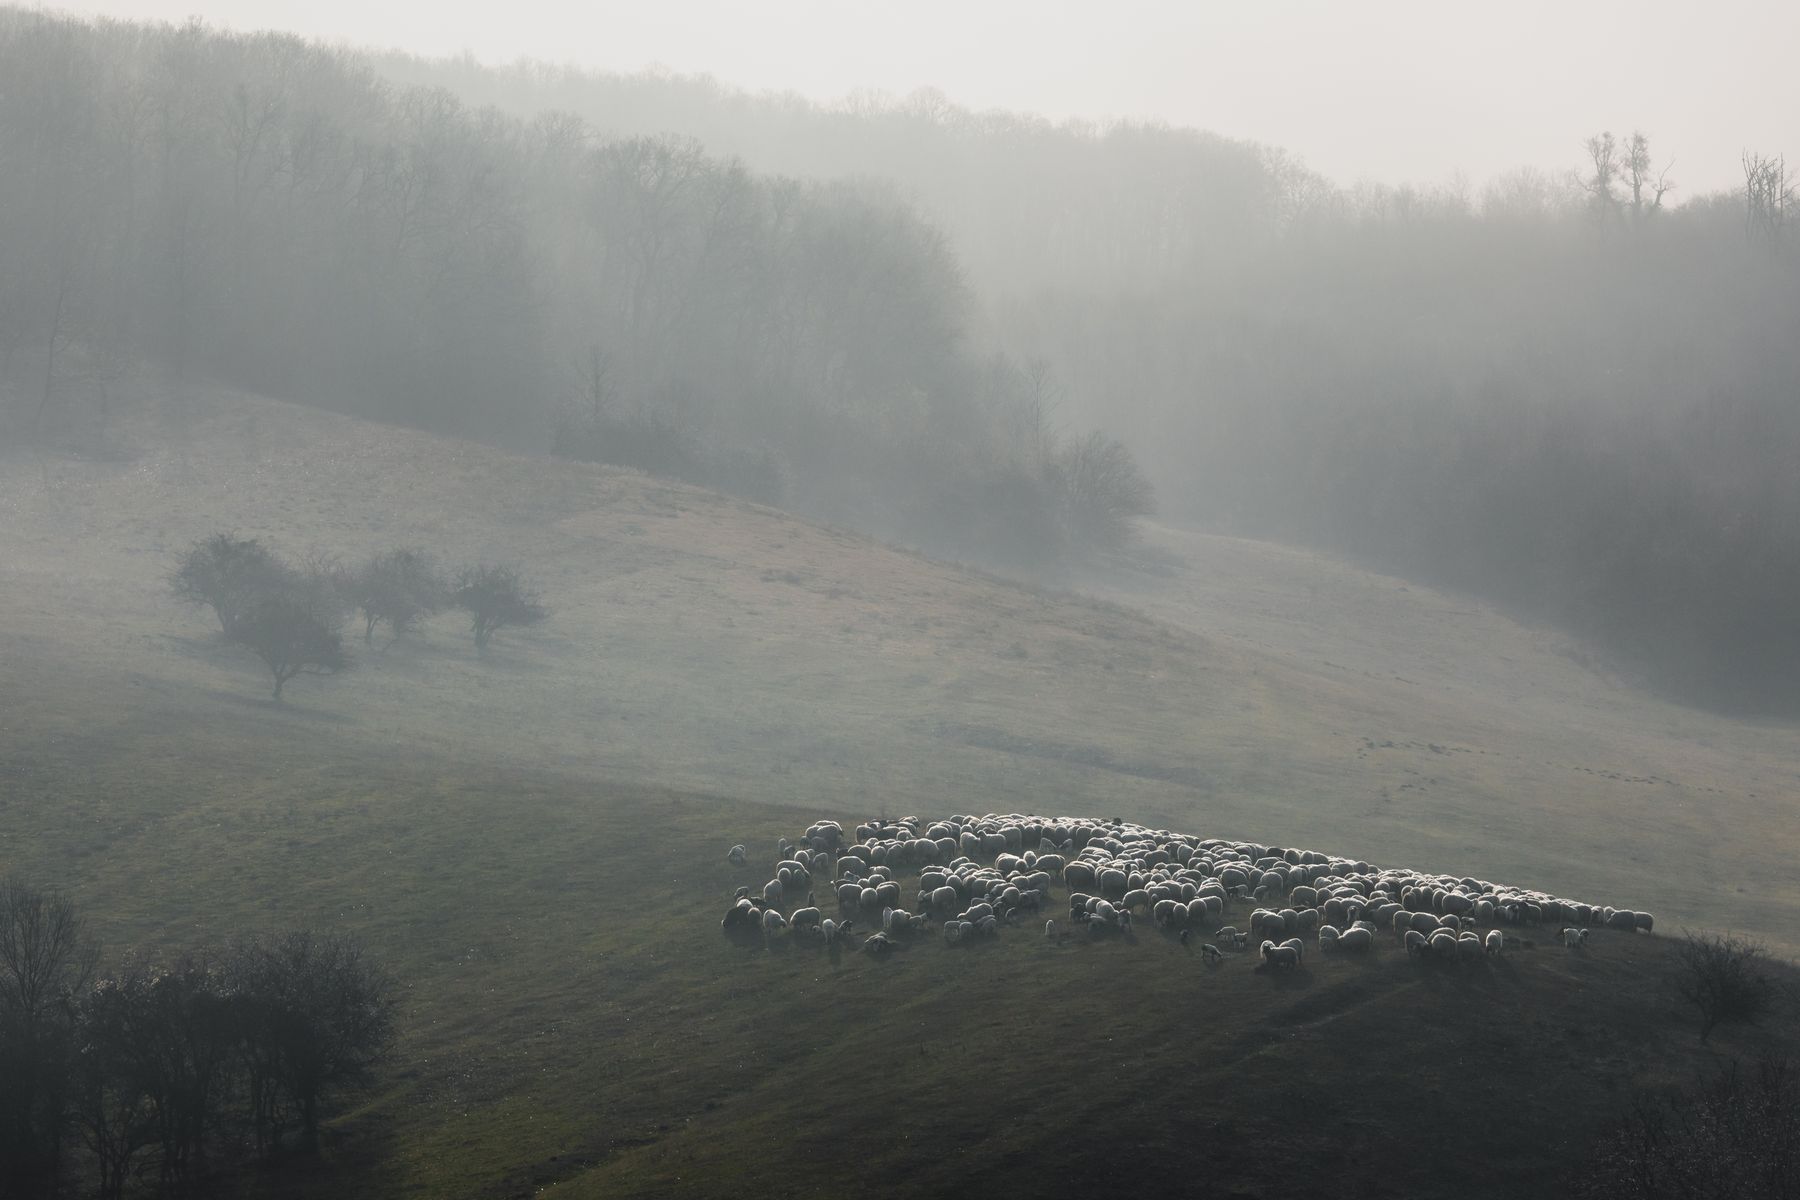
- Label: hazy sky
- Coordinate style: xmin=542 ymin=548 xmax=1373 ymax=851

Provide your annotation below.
xmin=33 ymin=0 xmax=1799 ymax=197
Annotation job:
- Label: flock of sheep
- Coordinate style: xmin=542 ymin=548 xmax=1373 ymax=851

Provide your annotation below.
xmin=720 ymin=813 xmax=1654 ymax=967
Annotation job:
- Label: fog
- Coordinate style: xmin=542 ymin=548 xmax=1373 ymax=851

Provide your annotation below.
xmin=7 ymin=4 xmax=1799 ymax=706
xmin=28 ymin=0 xmax=1800 ymax=195
xmin=7 ymin=6 xmax=1800 ymax=1198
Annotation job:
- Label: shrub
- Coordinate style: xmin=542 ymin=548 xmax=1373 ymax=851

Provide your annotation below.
xmin=228 ymin=582 xmax=350 ymax=700
xmin=346 ymin=548 xmax=447 ymax=645
xmin=1578 ymin=1055 xmax=1800 ymax=1199
xmin=169 ymin=533 xmax=297 ymax=636
xmin=452 ymin=564 xmax=548 ymax=652
xmin=1674 ymin=931 xmax=1778 ymax=1042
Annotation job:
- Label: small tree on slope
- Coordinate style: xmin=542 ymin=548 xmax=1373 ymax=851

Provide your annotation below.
xmin=452 ymin=564 xmax=548 ymax=652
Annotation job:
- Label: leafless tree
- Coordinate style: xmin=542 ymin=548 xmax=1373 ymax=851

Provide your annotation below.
xmin=346 ymin=548 xmax=446 ymax=645
xmin=0 ymin=879 xmax=96 ymax=1196
xmin=453 ymin=564 xmax=548 ymax=652
xmin=169 ymin=533 xmax=296 ymax=637
xmin=228 ymin=583 xmax=350 ymax=700
xmin=1622 ymin=131 xmax=1675 ymax=224
xmin=1743 ymin=151 xmax=1795 ymax=245
xmin=1673 ymin=930 xmax=1777 ymax=1042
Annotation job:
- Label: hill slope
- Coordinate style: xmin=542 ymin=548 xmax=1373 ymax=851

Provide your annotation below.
xmin=4 ymin=382 xmax=1796 ymax=953
xmin=4 ymin=381 xmax=1798 ymax=1197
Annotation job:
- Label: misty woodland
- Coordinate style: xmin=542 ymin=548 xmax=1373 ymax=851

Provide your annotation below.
xmin=3 ymin=6 xmax=1798 ymax=1200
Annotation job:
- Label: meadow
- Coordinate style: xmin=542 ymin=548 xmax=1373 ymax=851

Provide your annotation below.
xmin=3 ymin=382 xmax=1797 ymax=1196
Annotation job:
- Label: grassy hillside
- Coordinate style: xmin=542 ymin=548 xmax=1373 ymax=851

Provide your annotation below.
xmin=4 ymin=380 xmax=1798 ymax=1196
xmin=5 ymin=381 xmax=1797 ymax=952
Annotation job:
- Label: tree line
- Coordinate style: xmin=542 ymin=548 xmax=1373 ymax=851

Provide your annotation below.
xmin=0 ymin=879 xmax=395 ymax=1198
xmin=171 ymin=534 xmax=547 ymax=699
xmin=0 ymin=10 xmax=1152 ymax=569
xmin=383 ymin=56 xmax=1800 ymax=708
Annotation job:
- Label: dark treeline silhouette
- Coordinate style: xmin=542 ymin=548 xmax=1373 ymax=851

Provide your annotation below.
xmin=0 ymin=879 xmax=395 ymax=1198
xmin=0 ymin=10 xmax=1150 ymax=569
xmin=377 ymin=56 xmax=1800 ymax=710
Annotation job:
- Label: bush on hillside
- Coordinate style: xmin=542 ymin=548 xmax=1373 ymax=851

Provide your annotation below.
xmin=1673 ymin=931 xmax=1778 ymax=1042
xmin=346 ymin=548 xmax=448 ymax=645
xmin=169 ymin=533 xmax=297 ymax=637
xmin=452 ymin=564 xmax=548 ymax=652
xmin=1577 ymin=1055 xmax=1800 ymax=1199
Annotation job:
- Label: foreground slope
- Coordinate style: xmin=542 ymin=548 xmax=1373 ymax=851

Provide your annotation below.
xmin=0 ymin=712 xmax=1791 ymax=1200
xmin=3 ymin=381 xmax=1796 ymax=953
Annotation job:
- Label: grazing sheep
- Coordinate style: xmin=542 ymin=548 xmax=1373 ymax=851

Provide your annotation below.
xmin=864 ymin=932 xmax=893 ymax=957
xmin=1279 ymin=937 xmax=1306 ymax=964
xmin=727 ymin=845 xmax=748 ymax=866
xmin=761 ymin=909 xmax=788 ymax=939
xmin=1318 ymin=924 xmax=1341 ymax=948
xmin=1201 ymin=943 xmax=1224 ymax=963
xmin=790 ymin=907 xmax=822 ymax=932
xmin=762 ymin=879 xmax=785 ymax=906
xmin=1403 ymin=929 xmax=1429 ymax=957
xmin=1260 ymin=940 xmax=1301 ymax=969
xmin=1337 ymin=927 xmax=1374 ymax=952
xmin=1559 ymin=927 xmax=1588 ymax=948
xmin=1045 ymin=919 xmax=1059 ymax=940
xmin=1485 ymin=929 xmax=1504 ymax=956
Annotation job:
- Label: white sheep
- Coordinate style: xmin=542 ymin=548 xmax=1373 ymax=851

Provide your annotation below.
xmin=789 ymin=907 xmax=822 ymax=933
xmin=1201 ymin=943 xmax=1224 ymax=963
xmin=1337 ymin=927 xmax=1374 ymax=952
xmin=1260 ymin=939 xmax=1301 ymax=969
xmin=727 ymin=844 xmax=748 ymax=866
xmin=1484 ymin=929 xmax=1504 ymax=956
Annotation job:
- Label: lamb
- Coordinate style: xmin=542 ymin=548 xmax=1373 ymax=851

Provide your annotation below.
xmin=1201 ymin=943 xmax=1224 ymax=963
xmin=1260 ymin=939 xmax=1301 ymax=969
xmin=1045 ymin=919 xmax=1058 ymax=940
xmin=1558 ymin=927 xmax=1588 ymax=948
xmin=1484 ymin=929 xmax=1504 ymax=956
xmin=727 ymin=844 xmax=748 ymax=866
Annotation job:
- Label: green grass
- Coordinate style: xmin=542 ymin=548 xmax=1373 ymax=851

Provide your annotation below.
xmin=4 ymin=381 xmax=1799 ymax=1196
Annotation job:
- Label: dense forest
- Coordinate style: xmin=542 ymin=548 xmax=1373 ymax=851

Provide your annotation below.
xmin=383 ymin=53 xmax=1800 ymax=712
xmin=6 ymin=10 xmax=1800 ymax=708
xmin=0 ymin=11 xmax=1150 ymax=567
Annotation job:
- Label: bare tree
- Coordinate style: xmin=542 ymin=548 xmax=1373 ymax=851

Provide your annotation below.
xmin=228 ymin=584 xmax=349 ymax=700
xmin=169 ymin=533 xmax=295 ymax=637
xmin=1672 ymin=930 xmax=1777 ymax=1042
xmin=1621 ymin=131 xmax=1675 ymax=224
xmin=1743 ymin=151 xmax=1795 ymax=245
xmin=0 ymin=878 xmax=95 ymax=1021
xmin=1581 ymin=131 xmax=1622 ymax=225
xmin=452 ymin=564 xmax=548 ymax=652
xmin=0 ymin=879 xmax=96 ymax=1196
xmin=1052 ymin=431 xmax=1155 ymax=551
xmin=225 ymin=931 xmax=395 ymax=1155
xmin=346 ymin=548 xmax=446 ymax=645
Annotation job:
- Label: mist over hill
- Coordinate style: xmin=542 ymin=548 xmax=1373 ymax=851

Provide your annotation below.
xmin=377 ymin=52 xmax=1800 ymax=712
